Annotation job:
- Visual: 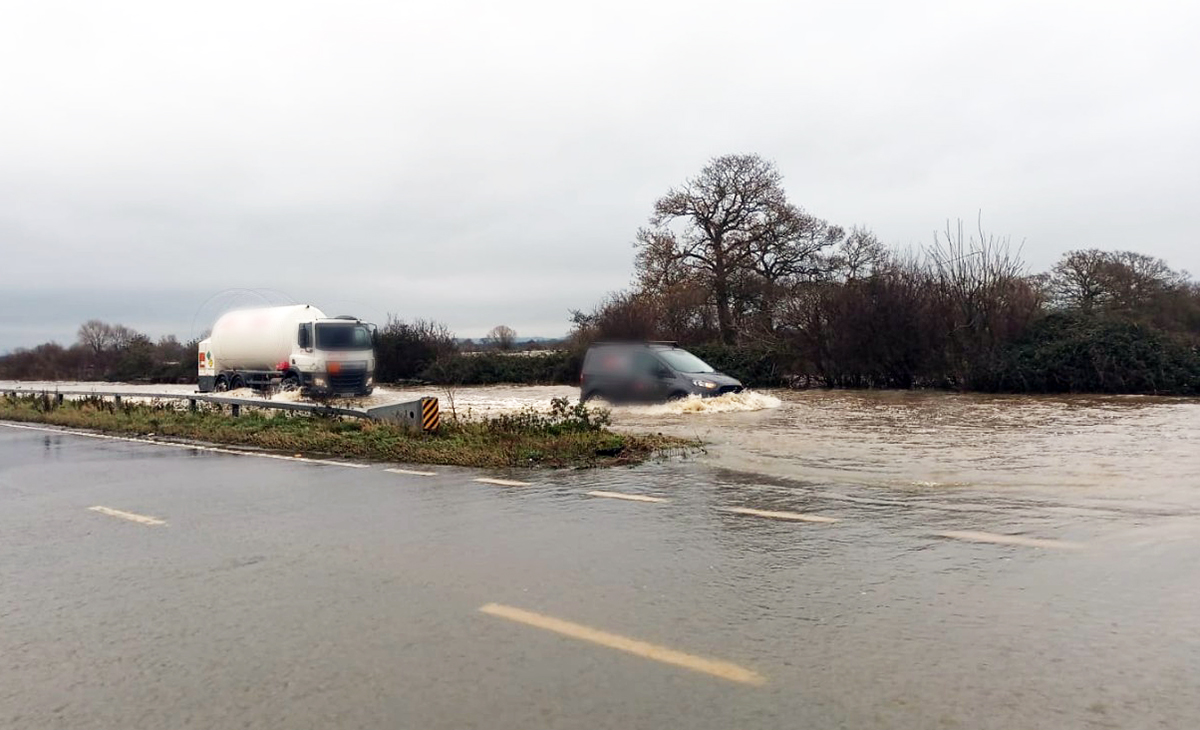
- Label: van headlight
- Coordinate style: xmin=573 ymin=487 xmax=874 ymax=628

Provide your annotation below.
xmin=692 ymin=379 xmax=718 ymax=389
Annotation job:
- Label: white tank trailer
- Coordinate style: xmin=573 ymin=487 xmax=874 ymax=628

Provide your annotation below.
xmin=197 ymin=305 xmax=376 ymax=396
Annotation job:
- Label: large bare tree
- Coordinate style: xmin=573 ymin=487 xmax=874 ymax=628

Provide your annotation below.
xmin=77 ymin=320 xmax=110 ymax=355
xmin=634 ymin=154 xmax=837 ymax=344
xmin=1050 ymin=249 xmax=1188 ymax=312
xmin=487 ymin=325 xmax=517 ymax=351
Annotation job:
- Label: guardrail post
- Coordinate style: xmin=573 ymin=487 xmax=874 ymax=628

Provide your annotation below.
xmin=231 ymin=403 xmax=241 ymax=417
xmin=362 ymin=398 xmax=438 ymax=431
xmin=56 ymin=393 xmax=64 ymax=406
xmin=113 ymin=395 xmax=122 ymax=407
xmin=189 ymin=398 xmax=197 ymax=412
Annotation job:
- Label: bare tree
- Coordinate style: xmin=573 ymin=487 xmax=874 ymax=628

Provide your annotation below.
xmin=635 ymin=154 xmax=835 ymax=344
xmin=1048 ymin=249 xmax=1111 ymax=311
xmin=77 ymin=320 xmax=114 ymax=354
xmin=831 ymin=227 xmax=887 ymax=281
xmin=488 ymin=325 xmax=517 ymax=351
xmin=109 ymin=325 xmax=138 ymax=350
xmin=1050 ymin=249 xmax=1188 ymax=312
xmin=927 ymin=217 xmax=1038 ymax=384
xmin=1102 ymin=251 xmax=1189 ymax=310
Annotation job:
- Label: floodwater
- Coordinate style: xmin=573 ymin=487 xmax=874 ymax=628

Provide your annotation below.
xmin=5 ymin=380 xmax=1199 ymax=508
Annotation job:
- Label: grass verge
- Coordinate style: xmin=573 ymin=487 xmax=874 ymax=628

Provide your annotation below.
xmin=0 ymin=394 xmax=696 ymax=469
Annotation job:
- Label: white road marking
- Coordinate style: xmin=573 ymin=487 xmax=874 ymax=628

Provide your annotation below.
xmin=934 ymin=530 xmax=1083 ymax=550
xmin=586 ymin=490 xmax=668 ymax=504
xmin=0 ymin=422 xmax=369 ymax=468
xmin=385 ymin=467 xmax=438 ymax=477
xmin=478 ymin=603 xmax=766 ymax=686
xmin=474 ymin=477 xmax=532 ymax=487
xmin=88 ymin=505 xmax=167 ymax=526
xmin=719 ymin=506 xmax=839 ymax=523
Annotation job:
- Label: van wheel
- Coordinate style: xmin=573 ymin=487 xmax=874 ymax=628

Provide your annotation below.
xmin=581 ymin=389 xmax=599 ymax=403
xmin=667 ymin=391 xmax=689 ymax=401
xmin=213 ymin=376 xmax=229 ymax=392
xmin=228 ymin=375 xmax=244 ymax=390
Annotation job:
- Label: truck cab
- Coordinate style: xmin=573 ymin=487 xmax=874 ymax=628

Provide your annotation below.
xmin=291 ymin=317 xmax=375 ymax=395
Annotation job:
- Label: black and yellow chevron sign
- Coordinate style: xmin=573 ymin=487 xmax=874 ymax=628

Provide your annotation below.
xmin=420 ymin=397 xmax=440 ymax=431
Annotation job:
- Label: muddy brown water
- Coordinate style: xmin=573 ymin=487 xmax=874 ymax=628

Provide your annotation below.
xmin=5 ymin=381 xmax=1198 ymax=508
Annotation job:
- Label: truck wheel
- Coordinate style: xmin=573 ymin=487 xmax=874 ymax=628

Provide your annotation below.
xmin=229 ymin=375 xmax=245 ymax=390
xmin=213 ymin=375 xmax=229 ymax=392
xmin=281 ymin=374 xmax=300 ymax=392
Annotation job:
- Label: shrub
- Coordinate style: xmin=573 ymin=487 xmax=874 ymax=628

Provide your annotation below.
xmin=375 ymin=318 xmax=457 ymax=381
xmin=981 ymin=312 xmax=1200 ymax=394
xmin=489 ymin=397 xmax=611 ymax=434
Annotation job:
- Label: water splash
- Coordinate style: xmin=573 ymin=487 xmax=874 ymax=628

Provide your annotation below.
xmin=617 ymin=391 xmax=783 ymax=416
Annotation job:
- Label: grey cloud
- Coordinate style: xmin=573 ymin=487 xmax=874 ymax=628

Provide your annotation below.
xmin=2 ymin=0 xmax=1198 ymax=353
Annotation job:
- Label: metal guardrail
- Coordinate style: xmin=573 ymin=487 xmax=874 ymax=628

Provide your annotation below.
xmin=1 ymin=388 xmax=440 ymax=431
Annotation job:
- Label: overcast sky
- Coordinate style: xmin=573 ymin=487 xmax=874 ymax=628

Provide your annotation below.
xmin=2 ymin=0 xmax=1198 ymax=352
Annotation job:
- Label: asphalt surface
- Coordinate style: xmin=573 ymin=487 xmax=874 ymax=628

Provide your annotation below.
xmin=2 ymin=422 xmax=1198 ymax=729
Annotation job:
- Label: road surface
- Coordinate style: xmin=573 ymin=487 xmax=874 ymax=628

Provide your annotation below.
xmin=2 ymin=421 xmax=1198 ymax=729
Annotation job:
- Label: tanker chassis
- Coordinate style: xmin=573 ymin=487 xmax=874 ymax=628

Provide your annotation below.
xmin=197 ymin=305 xmax=376 ymax=396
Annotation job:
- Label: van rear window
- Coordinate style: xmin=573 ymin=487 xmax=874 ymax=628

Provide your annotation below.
xmin=584 ymin=350 xmax=632 ymax=373
xmin=599 ymin=353 xmax=630 ymax=371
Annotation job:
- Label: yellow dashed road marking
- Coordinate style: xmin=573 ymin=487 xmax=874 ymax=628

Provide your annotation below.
xmin=88 ymin=505 xmax=166 ymax=527
xmin=479 ymin=603 xmax=765 ymax=686
xmin=934 ymin=530 xmax=1083 ymax=550
xmin=385 ymin=467 xmax=438 ymax=477
xmin=719 ymin=506 xmax=839 ymax=523
xmin=475 ymin=478 xmax=532 ymax=487
xmin=587 ymin=490 xmax=668 ymax=504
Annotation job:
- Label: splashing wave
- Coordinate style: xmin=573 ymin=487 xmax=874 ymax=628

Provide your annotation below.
xmin=614 ymin=391 xmax=783 ymax=416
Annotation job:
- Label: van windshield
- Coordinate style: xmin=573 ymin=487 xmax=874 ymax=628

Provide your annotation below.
xmin=657 ymin=349 xmax=715 ymax=373
xmin=315 ymin=323 xmax=372 ymax=351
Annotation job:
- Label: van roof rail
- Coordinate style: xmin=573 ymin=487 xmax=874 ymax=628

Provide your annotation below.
xmin=591 ymin=340 xmax=679 ymax=347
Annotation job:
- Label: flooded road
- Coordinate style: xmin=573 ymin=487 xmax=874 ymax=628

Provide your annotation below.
xmin=2 ymin=418 xmax=1199 ymax=729
xmin=3 ymin=382 xmax=1200 ymax=728
xmin=6 ymin=380 xmax=1200 ymax=507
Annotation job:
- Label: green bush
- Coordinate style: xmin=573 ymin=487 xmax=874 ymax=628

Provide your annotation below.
xmin=375 ymin=319 xmax=457 ymax=381
xmin=490 ymin=397 xmax=612 ymax=434
xmin=981 ymin=312 xmax=1200 ymax=394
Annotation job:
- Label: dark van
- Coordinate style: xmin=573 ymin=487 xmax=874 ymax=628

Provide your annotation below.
xmin=580 ymin=342 xmax=744 ymax=403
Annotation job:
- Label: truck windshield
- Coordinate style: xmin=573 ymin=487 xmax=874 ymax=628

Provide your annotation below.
xmin=315 ymin=323 xmax=372 ymax=351
xmin=657 ymin=349 xmax=715 ymax=373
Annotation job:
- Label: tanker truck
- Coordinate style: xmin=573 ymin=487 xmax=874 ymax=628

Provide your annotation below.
xmin=196 ymin=305 xmax=376 ymax=396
